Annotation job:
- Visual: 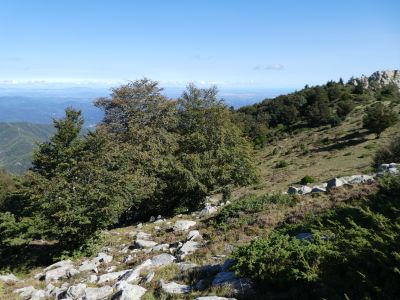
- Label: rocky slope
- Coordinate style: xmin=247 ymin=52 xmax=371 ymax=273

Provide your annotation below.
xmin=348 ymin=70 xmax=400 ymax=90
xmin=1 ymin=162 xmax=398 ymax=300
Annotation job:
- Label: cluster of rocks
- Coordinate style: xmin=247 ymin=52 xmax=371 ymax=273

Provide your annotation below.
xmin=5 ymin=215 xmax=248 ymax=300
xmin=348 ymin=70 xmax=400 ymax=91
xmin=288 ymin=163 xmax=399 ymax=196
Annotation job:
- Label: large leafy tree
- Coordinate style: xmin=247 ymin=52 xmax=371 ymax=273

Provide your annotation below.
xmin=173 ymin=84 xmax=259 ymax=209
xmin=95 ymin=79 xmax=180 ymax=216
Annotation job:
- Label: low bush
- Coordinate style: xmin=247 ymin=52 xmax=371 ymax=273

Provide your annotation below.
xmin=300 ymin=175 xmax=315 ymax=185
xmin=275 ymin=160 xmax=289 ymax=168
xmin=214 ymin=193 xmax=296 ymax=229
xmin=373 ymin=135 xmax=400 ymax=167
xmin=233 ymin=175 xmax=400 ymax=299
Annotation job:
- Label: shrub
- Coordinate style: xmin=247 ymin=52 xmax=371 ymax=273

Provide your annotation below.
xmin=373 ymin=135 xmax=400 ymax=167
xmin=232 ymin=175 xmax=400 ymax=299
xmin=300 ymin=175 xmax=315 ymax=185
xmin=215 ymin=193 xmax=296 ymax=229
xmin=363 ymin=102 xmax=398 ymax=138
xmin=275 ymin=160 xmax=289 ymax=168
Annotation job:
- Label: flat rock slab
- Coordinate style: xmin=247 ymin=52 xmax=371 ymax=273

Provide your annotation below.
xmin=150 ymin=253 xmax=176 ymax=266
xmin=133 ymin=239 xmax=158 ymax=249
xmin=173 ymin=220 xmax=196 ymax=232
xmin=113 ymin=282 xmax=147 ymax=300
xmin=160 ymin=280 xmax=192 ymax=294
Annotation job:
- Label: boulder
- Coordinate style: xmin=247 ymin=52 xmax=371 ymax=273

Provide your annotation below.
xmin=133 ymin=239 xmax=158 ymax=249
xmin=150 ymin=253 xmax=176 ymax=266
xmin=311 ymin=186 xmax=326 ymax=193
xmin=84 ymin=286 xmax=114 ymax=300
xmin=178 ymin=241 xmax=200 ymax=258
xmin=62 ymin=283 xmax=87 ymax=299
xmin=0 ymin=273 xmax=19 ymax=283
xmin=177 ymin=262 xmax=199 ymax=272
xmin=14 ymin=286 xmax=36 ymax=299
xmin=30 ymin=289 xmax=47 ymax=300
xmin=287 ymin=186 xmax=299 ymax=195
xmin=117 ymin=260 xmax=152 ymax=283
xmin=98 ymin=270 xmax=131 ymax=284
xmin=112 ymin=282 xmax=146 ymax=300
xmin=160 ymin=280 xmax=192 ymax=294
xmin=327 ymin=175 xmax=374 ymax=189
xmin=173 ymin=220 xmax=196 ymax=232
xmin=152 ymin=243 xmax=169 ymax=252
xmin=187 ymin=230 xmax=202 ymax=241
xmin=199 ymin=205 xmax=218 ymax=216
xmin=136 ymin=231 xmax=151 ymax=240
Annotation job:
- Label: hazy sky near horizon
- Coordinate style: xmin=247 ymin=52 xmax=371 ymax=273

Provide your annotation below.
xmin=1 ymin=0 xmax=399 ymax=89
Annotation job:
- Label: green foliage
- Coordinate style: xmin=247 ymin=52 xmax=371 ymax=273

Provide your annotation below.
xmin=215 ymin=193 xmax=296 ymax=229
xmin=374 ymin=135 xmax=400 ymax=166
xmin=300 ymin=175 xmax=315 ymax=185
xmin=233 ymin=176 xmax=400 ymax=299
xmin=363 ymin=102 xmax=398 ymax=137
xmin=275 ymin=160 xmax=289 ymax=168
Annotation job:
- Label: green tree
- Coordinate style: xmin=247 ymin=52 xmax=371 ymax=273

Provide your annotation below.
xmin=363 ymin=102 xmax=398 ymax=138
xmin=173 ymin=84 xmax=259 ymax=209
xmin=1 ymin=109 xmax=134 ymax=251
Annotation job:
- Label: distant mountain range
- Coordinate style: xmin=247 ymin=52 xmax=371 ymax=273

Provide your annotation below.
xmin=0 ymin=122 xmax=55 ymax=174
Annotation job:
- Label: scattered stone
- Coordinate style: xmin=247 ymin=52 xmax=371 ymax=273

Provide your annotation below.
xmin=311 ymin=186 xmax=326 ymax=193
xmin=0 ymin=273 xmax=19 ymax=283
xmin=63 ymin=283 xmax=87 ymax=299
xmin=85 ymin=286 xmax=114 ymax=300
xmin=136 ymin=223 xmax=143 ymax=229
xmin=117 ymin=260 xmax=152 ymax=283
xmin=178 ymin=241 xmax=200 ymax=258
xmin=152 ymin=243 xmax=169 ymax=252
xmin=173 ymin=220 xmax=196 ymax=232
xmin=112 ymin=282 xmax=147 ymax=300
xmin=150 ymin=253 xmax=176 ymax=266
xmin=30 ymin=289 xmax=47 ymax=300
xmin=123 ymin=255 xmax=134 ymax=263
xmin=149 ymin=216 xmax=156 ymax=222
xmin=199 ymin=205 xmax=218 ymax=216
xmin=98 ymin=270 xmax=131 ymax=284
xmin=133 ymin=239 xmax=158 ymax=249
xmin=144 ymin=271 xmax=155 ymax=283
xmin=177 ymin=262 xmax=198 ymax=272
xmin=327 ymin=175 xmax=374 ymax=189
xmin=187 ymin=230 xmax=202 ymax=241
xmin=160 ymin=280 xmax=192 ymax=294
xmin=79 ymin=260 xmax=98 ymax=273
xmin=107 ymin=266 xmax=117 ymax=273
xmin=136 ymin=231 xmax=152 ymax=240
xmin=88 ymin=274 xmax=98 ymax=283
xmin=14 ymin=286 xmax=36 ymax=299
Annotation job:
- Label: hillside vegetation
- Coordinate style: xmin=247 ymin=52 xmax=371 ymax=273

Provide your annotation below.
xmin=0 ymin=71 xmax=399 ymax=300
xmin=0 ymin=122 xmax=54 ymax=174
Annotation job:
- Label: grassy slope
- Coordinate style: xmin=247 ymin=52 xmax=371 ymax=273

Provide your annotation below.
xmin=233 ymin=101 xmax=400 ymax=198
xmin=0 ymin=122 xmax=54 ymax=174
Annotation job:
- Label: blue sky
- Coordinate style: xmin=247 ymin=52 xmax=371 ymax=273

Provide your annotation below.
xmin=0 ymin=0 xmax=399 ymax=89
